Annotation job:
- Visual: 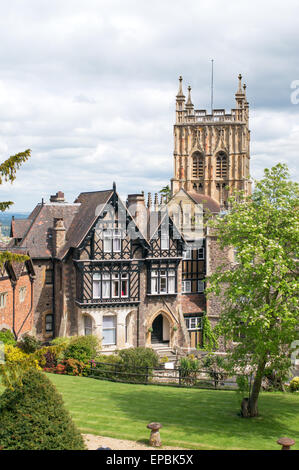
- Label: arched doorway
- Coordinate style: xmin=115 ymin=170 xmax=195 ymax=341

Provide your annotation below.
xmin=151 ymin=314 xmax=170 ymax=344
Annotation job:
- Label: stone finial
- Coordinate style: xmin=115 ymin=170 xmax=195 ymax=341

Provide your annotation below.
xmin=154 ymin=193 xmax=159 ymax=207
xmin=277 ymin=437 xmax=295 ymax=450
xmin=185 ymin=85 xmax=194 ymax=111
xmin=147 ymin=422 xmax=162 ymax=447
xmin=176 ymin=76 xmax=185 ymax=99
xmin=186 ymin=86 xmax=193 ymax=103
xmin=147 ymin=192 xmax=152 ymax=208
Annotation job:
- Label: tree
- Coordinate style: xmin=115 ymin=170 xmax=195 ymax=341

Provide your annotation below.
xmin=159 ymin=184 xmax=171 ymax=201
xmin=206 ymin=164 xmax=299 ymax=417
xmin=0 ymin=149 xmax=31 ymax=265
xmin=0 ymin=369 xmax=85 ymax=449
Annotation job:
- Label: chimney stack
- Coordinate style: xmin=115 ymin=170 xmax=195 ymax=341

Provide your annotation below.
xmin=53 ymin=217 xmax=66 ymax=256
xmin=50 ymin=191 xmax=65 ymax=203
xmin=127 ymin=193 xmax=147 ymax=234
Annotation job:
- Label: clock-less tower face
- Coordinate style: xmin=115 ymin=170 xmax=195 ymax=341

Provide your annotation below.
xmin=171 ymin=75 xmax=251 ymax=207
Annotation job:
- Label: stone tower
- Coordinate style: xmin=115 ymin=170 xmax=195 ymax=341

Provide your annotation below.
xmin=171 ymin=75 xmax=251 ymax=207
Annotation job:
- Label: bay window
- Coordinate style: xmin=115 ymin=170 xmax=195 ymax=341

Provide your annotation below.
xmin=92 ymin=272 xmax=129 ymax=300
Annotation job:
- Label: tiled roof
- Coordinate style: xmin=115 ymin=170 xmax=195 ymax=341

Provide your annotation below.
xmin=10 ymin=219 xmax=32 ymax=239
xmin=20 ymin=203 xmax=80 ymax=258
xmin=186 ymin=191 xmax=220 ymax=213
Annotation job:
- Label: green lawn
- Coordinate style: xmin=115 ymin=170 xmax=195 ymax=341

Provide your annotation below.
xmin=44 ymin=374 xmax=299 ymax=450
xmin=1 ymin=374 xmax=298 ymax=450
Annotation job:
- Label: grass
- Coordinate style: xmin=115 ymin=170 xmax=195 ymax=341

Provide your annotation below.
xmin=47 ymin=374 xmax=299 ymax=450
xmin=1 ymin=373 xmax=298 ymax=449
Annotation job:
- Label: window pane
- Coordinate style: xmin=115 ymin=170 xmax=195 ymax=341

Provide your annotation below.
xmin=93 ymin=281 xmax=101 ymax=298
xmin=102 ymin=280 xmax=110 ymax=298
xmin=103 ymin=316 xmax=116 ymax=328
xmin=160 ymin=277 xmax=167 ymax=293
xmin=104 ymin=237 xmax=112 ymax=252
xmin=113 ymin=237 xmax=121 ymax=252
xmin=112 ymin=280 xmax=119 ymax=297
xmin=198 ymin=281 xmax=204 ymax=293
xmin=168 ymin=276 xmax=175 ymax=293
xmin=102 ymin=328 xmax=116 ymax=345
xmin=161 ymin=237 xmax=169 ymax=250
xmin=121 ymin=279 xmax=128 ymax=297
xmin=102 ymin=316 xmax=116 ymax=345
xmin=45 ymin=314 xmax=53 ymax=332
xmin=151 ymin=277 xmax=158 ymax=293
xmin=84 ymin=316 xmax=92 ymax=336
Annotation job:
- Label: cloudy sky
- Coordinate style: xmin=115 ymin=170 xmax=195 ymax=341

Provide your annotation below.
xmin=0 ymin=0 xmax=298 ymax=212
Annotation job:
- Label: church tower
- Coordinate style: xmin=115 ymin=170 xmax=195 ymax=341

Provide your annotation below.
xmin=171 ymin=75 xmax=251 ymax=207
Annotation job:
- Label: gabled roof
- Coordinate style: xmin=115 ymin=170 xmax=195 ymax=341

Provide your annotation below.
xmin=58 ymin=190 xmax=114 ymax=259
xmin=0 ymin=247 xmax=35 ymax=280
xmin=186 ymin=191 xmax=220 ymax=213
xmin=146 ymin=209 xmax=186 ymax=245
xmin=19 ymin=203 xmax=80 ymax=258
xmin=169 ymin=188 xmax=220 ymax=213
xmin=59 ymin=189 xmax=151 ymax=259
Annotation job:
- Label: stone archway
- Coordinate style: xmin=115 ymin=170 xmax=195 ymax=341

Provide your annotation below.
xmin=147 ymin=309 xmax=177 ymax=347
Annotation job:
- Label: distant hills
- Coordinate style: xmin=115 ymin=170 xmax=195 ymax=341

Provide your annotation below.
xmin=0 ymin=213 xmax=29 ymax=237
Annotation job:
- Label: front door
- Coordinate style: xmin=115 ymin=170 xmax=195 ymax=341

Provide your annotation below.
xmin=151 ymin=315 xmax=163 ymax=343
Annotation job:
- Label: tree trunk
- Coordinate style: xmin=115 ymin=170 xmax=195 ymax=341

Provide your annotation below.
xmin=247 ymin=360 xmax=266 ymax=417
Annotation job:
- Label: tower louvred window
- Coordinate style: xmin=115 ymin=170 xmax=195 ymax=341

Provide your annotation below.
xmin=216 ymin=151 xmax=227 ymax=178
xmin=192 ymin=153 xmax=204 ymax=178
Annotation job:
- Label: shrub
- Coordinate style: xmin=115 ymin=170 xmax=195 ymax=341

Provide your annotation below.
xmin=0 ymin=329 xmax=16 ymax=346
xmin=34 ymin=345 xmax=67 ymax=369
xmin=4 ymin=344 xmax=28 ymax=364
xmin=0 ymin=369 xmax=85 ymax=449
xmin=179 ymin=356 xmax=200 ymax=386
xmin=117 ymin=347 xmax=159 ymax=383
xmin=118 ymin=347 xmax=159 ymax=370
xmin=3 ymin=345 xmax=40 ymax=383
xmin=56 ymin=359 xmax=89 ymax=376
xmin=51 ymin=336 xmax=74 ymax=347
xmin=90 ymin=354 xmax=123 ymax=380
xmin=289 ymin=377 xmax=299 ymax=392
xmin=202 ymin=354 xmax=228 ymax=388
xmin=17 ymin=334 xmax=41 ymax=354
xmin=64 ymin=335 xmax=99 ymax=363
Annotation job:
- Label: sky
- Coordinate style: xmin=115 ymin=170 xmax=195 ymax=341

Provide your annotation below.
xmin=0 ymin=0 xmax=298 ymax=212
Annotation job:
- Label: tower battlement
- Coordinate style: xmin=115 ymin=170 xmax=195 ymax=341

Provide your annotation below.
xmin=172 ymin=74 xmax=251 ymax=207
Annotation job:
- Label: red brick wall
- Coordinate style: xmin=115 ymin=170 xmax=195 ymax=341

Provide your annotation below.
xmin=0 ymin=273 xmax=33 ymax=338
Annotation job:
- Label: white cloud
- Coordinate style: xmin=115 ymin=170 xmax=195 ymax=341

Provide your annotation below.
xmin=0 ymin=0 xmax=298 ymax=211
